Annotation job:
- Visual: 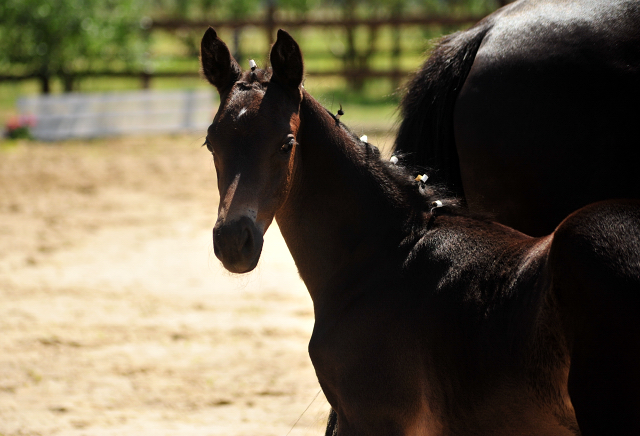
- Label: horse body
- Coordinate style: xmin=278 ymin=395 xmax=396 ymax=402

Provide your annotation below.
xmin=396 ymin=0 xmax=640 ymax=236
xmin=291 ymin=93 xmax=579 ymax=435
xmin=200 ymin=28 xmax=640 ymax=436
xmin=309 ymin=215 xmax=577 ymax=435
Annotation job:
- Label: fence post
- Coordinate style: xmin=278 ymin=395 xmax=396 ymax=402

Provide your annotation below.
xmin=391 ymin=21 xmax=402 ymax=91
xmin=266 ymin=0 xmax=277 ymax=53
xmin=358 ymin=23 xmax=378 ymax=88
xmin=141 ymin=72 xmax=151 ymax=89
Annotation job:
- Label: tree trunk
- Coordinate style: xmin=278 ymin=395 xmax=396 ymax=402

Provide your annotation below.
xmin=233 ymin=28 xmax=242 ymax=63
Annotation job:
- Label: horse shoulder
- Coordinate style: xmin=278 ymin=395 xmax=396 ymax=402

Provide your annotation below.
xmin=308 ymin=258 xmax=438 ymax=436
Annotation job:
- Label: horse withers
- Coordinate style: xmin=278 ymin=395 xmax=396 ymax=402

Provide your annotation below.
xmin=395 ymin=0 xmax=640 ymax=236
xmin=200 ymin=28 xmax=640 ymax=435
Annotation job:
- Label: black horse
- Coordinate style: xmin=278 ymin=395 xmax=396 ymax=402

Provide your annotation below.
xmin=200 ymin=28 xmax=640 ymax=435
xmin=395 ymin=0 xmax=640 ymax=236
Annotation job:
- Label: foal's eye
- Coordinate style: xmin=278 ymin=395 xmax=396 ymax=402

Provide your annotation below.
xmin=203 ymin=137 xmax=214 ymax=153
xmin=280 ymin=138 xmax=296 ymax=154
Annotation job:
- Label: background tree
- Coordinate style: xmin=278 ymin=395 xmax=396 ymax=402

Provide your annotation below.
xmin=0 ymin=0 xmax=148 ymax=93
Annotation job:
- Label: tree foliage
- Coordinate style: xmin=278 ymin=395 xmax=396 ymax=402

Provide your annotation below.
xmin=0 ymin=0 xmax=149 ymax=92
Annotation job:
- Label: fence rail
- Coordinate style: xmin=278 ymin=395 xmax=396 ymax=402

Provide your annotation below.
xmin=151 ymin=14 xmax=484 ymax=30
xmin=0 ymin=67 xmax=433 ymax=83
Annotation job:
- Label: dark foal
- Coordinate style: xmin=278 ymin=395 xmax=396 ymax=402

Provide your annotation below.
xmin=201 ymin=28 xmax=640 ymax=436
xmin=395 ymin=0 xmax=640 ymax=236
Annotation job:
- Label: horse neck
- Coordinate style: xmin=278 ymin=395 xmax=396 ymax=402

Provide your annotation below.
xmin=275 ymin=90 xmax=404 ymax=301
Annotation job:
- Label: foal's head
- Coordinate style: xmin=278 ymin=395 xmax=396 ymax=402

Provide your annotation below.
xmin=200 ymin=28 xmax=304 ymax=273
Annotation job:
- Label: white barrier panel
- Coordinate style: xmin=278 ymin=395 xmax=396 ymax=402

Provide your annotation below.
xmin=17 ymin=89 xmax=217 ymax=141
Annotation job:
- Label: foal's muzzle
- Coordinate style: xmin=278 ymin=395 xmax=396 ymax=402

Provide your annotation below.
xmin=213 ymin=216 xmax=264 ymax=273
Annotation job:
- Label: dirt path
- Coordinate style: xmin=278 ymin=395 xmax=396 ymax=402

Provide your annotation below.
xmin=0 ymin=131 xmax=394 ymax=435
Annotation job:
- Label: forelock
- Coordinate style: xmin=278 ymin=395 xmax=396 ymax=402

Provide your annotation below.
xmin=238 ymin=68 xmax=272 ymax=90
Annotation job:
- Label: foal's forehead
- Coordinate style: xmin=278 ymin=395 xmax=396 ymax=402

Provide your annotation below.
xmin=225 ymin=86 xmax=264 ymax=121
xmin=217 ymin=81 xmax=298 ymax=129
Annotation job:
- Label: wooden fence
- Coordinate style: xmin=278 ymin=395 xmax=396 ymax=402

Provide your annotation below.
xmin=0 ymin=14 xmax=487 ymax=91
xmin=154 ymin=14 xmax=485 ymax=87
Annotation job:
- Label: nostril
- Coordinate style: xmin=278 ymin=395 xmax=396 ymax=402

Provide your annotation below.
xmin=240 ymin=226 xmax=254 ymax=257
xmin=213 ymin=228 xmax=223 ymax=258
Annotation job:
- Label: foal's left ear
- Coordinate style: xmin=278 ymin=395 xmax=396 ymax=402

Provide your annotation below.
xmin=270 ymin=29 xmax=304 ymax=90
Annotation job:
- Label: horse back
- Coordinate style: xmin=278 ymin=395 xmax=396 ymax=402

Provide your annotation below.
xmin=552 ymin=200 xmax=640 ymax=290
xmin=453 ymin=0 xmax=640 ymax=235
xmin=397 ymin=0 xmax=640 ymax=236
xmin=550 ymin=199 xmax=640 ymax=434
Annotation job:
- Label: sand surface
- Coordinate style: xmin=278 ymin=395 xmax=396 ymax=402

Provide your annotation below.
xmin=0 ymin=132 xmax=392 ymax=436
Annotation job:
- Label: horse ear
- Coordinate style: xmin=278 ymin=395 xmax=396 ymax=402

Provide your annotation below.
xmin=200 ymin=27 xmax=241 ymax=95
xmin=270 ymin=29 xmax=304 ymax=90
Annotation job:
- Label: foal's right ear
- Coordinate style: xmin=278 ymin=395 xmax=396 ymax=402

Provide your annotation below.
xmin=200 ymin=27 xmax=241 ymax=95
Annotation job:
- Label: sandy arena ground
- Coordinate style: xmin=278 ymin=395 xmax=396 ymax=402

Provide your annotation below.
xmin=0 ymin=132 xmax=392 ymax=436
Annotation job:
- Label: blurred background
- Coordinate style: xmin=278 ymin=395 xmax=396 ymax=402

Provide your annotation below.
xmin=0 ymin=1 xmax=510 ymax=435
xmin=0 ymin=0 xmax=511 ymax=139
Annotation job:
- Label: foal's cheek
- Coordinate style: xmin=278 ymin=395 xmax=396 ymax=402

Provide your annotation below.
xmin=287 ymin=145 xmax=297 ymax=178
xmin=263 ymin=159 xmax=291 ymax=211
xmin=278 ymin=148 xmax=297 ymax=204
xmin=211 ymin=157 xmax=221 ymax=189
